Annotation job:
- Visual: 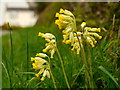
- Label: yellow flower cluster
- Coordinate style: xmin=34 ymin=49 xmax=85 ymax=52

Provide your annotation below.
xmin=55 ymin=9 xmax=102 ymax=54
xmin=31 ymin=53 xmax=50 ymax=81
xmin=78 ymin=22 xmax=102 ymax=47
xmin=38 ymin=32 xmax=56 ymax=58
xmin=31 ymin=32 xmax=57 ymax=81
xmin=55 ymin=8 xmax=75 ymax=31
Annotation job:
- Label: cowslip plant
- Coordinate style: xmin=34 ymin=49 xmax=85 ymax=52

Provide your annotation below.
xmin=38 ymin=32 xmax=70 ymax=88
xmin=31 ymin=8 xmax=103 ymax=88
xmin=31 ymin=53 xmax=57 ymax=88
xmin=55 ymin=8 xmax=102 ymax=88
xmin=31 ymin=32 xmax=70 ymax=88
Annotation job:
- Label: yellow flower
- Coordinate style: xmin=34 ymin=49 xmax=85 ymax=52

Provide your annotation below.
xmin=41 ymin=77 xmax=45 ymax=81
xmin=92 ymin=45 xmax=95 ymax=47
xmin=43 ymin=49 xmax=47 ymax=53
xmin=55 ymin=19 xmax=61 ymax=25
xmin=50 ymin=49 xmax=55 ymax=58
xmin=38 ymin=32 xmax=44 ymax=37
xmin=31 ymin=57 xmax=35 ymax=61
xmin=62 ymin=30 xmax=68 ymax=34
xmin=86 ymin=37 xmax=95 ymax=47
xmin=58 ymin=25 xmax=63 ymax=29
xmin=36 ymin=53 xmax=48 ymax=57
xmin=39 ymin=32 xmax=56 ymax=58
xmin=31 ymin=55 xmax=50 ymax=81
xmin=45 ymin=43 xmax=49 ymax=46
xmin=89 ymin=36 xmax=97 ymax=44
xmin=88 ymin=32 xmax=102 ymax=39
xmin=62 ymin=40 xmax=66 ymax=43
xmin=86 ymin=28 xmax=101 ymax=32
xmin=32 ymin=63 xmax=39 ymax=70
xmin=42 ymin=33 xmax=55 ymax=39
xmin=65 ymin=40 xmax=71 ymax=44
xmin=43 ymin=70 xmax=50 ymax=78
xmin=55 ymin=12 xmax=59 ymax=17
xmin=81 ymin=22 xmax=86 ymax=28
xmin=71 ymin=48 xmax=74 ymax=51
xmin=77 ymin=48 xmax=80 ymax=54
xmin=55 ymin=9 xmax=103 ymax=53
xmin=40 ymin=69 xmax=50 ymax=81
xmin=58 ymin=15 xmax=64 ymax=21
xmin=59 ymin=8 xmax=74 ymax=16
xmin=98 ymin=36 xmax=102 ymax=39
xmin=59 ymin=8 xmax=64 ymax=13
xmin=97 ymin=28 xmax=101 ymax=32
xmin=75 ymin=39 xmax=79 ymax=42
xmin=94 ymin=41 xmax=97 ymax=44
xmin=35 ymin=74 xmax=39 ymax=77
xmin=75 ymin=46 xmax=79 ymax=49
xmin=59 ymin=14 xmax=73 ymax=21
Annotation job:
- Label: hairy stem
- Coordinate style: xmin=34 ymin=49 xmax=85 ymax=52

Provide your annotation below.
xmin=75 ymin=32 xmax=91 ymax=88
xmin=87 ymin=46 xmax=94 ymax=88
xmin=48 ymin=57 xmax=57 ymax=89
xmin=56 ymin=48 xmax=70 ymax=89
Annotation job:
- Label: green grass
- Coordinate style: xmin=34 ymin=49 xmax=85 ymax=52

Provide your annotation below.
xmin=2 ymin=24 xmax=120 ymax=88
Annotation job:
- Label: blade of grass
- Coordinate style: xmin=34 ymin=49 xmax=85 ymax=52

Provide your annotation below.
xmin=26 ymin=77 xmax=36 ymax=88
xmin=103 ymin=40 xmax=119 ymax=52
xmin=26 ymin=31 xmax=29 ymax=83
xmin=8 ymin=23 xmax=14 ymax=76
xmin=2 ymin=48 xmax=12 ymax=88
xmin=98 ymin=66 xmax=119 ymax=88
xmin=71 ymin=65 xmax=85 ymax=87
xmin=3 ymin=45 xmax=23 ymax=88
xmin=0 ymin=32 xmax=1 ymax=89
xmin=1 ymin=62 xmax=12 ymax=88
xmin=19 ymin=72 xmax=36 ymax=74
xmin=33 ymin=81 xmax=42 ymax=88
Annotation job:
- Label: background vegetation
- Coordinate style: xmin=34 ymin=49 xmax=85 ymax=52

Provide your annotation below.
xmin=2 ymin=2 xmax=120 ymax=88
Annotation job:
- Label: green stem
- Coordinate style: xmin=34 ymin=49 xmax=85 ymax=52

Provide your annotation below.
xmin=48 ymin=57 xmax=57 ymax=89
xmin=8 ymin=23 xmax=14 ymax=76
xmin=26 ymin=31 xmax=29 ymax=88
xmin=87 ymin=46 xmax=94 ymax=88
xmin=56 ymin=48 xmax=70 ymax=89
xmin=75 ymin=32 xmax=91 ymax=88
xmin=81 ymin=44 xmax=90 ymax=88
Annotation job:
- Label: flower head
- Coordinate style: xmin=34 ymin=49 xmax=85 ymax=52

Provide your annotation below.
xmin=59 ymin=8 xmax=74 ymax=16
xmin=55 ymin=10 xmax=102 ymax=54
xmin=36 ymin=53 xmax=48 ymax=57
xmin=31 ymin=56 xmax=50 ymax=81
xmin=38 ymin=32 xmax=56 ymax=58
xmin=55 ymin=8 xmax=75 ymax=31
xmin=81 ymin=22 xmax=86 ymax=28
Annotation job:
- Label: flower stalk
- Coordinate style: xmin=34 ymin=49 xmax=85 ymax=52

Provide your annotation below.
xmin=47 ymin=57 xmax=57 ymax=89
xmin=55 ymin=8 xmax=102 ymax=88
xmin=56 ymin=47 xmax=70 ymax=88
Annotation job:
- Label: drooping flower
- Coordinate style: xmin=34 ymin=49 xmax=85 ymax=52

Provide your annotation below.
xmin=38 ymin=32 xmax=56 ymax=58
xmin=55 ymin=8 xmax=76 ymax=32
xmin=31 ymin=56 xmax=50 ymax=81
xmin=36 ymin=53 xmax=48 ymax=58
xmin=55 ymin=8 xmax=102 ymax=54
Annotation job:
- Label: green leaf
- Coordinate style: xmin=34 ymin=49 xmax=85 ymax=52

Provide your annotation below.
xmin=98 ymin=66 xmax=119 ymax=88
xmin=19 ymin=72 xmax=36 ymax=74
xmin=103 ymin=40 xmax=119 ymax=52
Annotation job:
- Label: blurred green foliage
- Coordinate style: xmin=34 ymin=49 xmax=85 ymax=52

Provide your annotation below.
xmin=2 ymin=23 xmax=120 ymax=88
xmin=35 ymin=2 xmax=120 ymax=31
xmin=2 ymin=2 xmax=120 ymax=88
